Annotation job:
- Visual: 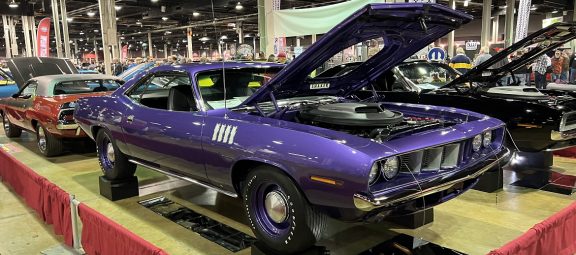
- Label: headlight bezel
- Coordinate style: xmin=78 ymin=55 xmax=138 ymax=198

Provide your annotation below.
xmin=381 ymin=157 xmax=400 ymax=180
xmin=472 ymin=134 xmax=482 ymax=152
xmin=482 ymin=130 xmax=492 ymax=147
xmin=369 ymin=156 xmax=400 ymax=185
xmin=368 ymin=162 xmax=381 ymax=185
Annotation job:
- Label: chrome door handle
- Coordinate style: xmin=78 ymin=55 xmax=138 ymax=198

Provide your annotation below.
xmin=126 ymin=115 xmax=134 ymax=122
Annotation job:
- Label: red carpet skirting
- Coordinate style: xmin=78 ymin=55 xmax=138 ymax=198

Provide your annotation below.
xmin=0 ymin=150 xmax=167 ymax=254
xmin=488 ymin=201 xmax=576 ymax=255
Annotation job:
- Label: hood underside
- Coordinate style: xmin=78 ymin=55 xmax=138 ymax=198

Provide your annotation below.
xmin=7 ymin=57 xmax=78 ymax=88
xmin=241 ymin=3 xmax=472 ymax=106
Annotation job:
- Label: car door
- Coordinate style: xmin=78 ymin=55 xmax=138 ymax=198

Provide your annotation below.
xmin=119 ymin=71 xmax=208 ymax=182
xmin=4 ymin=80 xmax=38 ymax=131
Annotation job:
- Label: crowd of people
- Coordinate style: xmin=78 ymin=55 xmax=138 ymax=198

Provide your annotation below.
xmin=447 ymin=46 xmax=576 ymax=89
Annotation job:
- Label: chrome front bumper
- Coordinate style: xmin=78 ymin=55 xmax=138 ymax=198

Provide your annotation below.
xmin=551 ymin=130 xmax=576 ymax=141
xmin=353 ymin=148 xmax=510 ymax=211
xmin=56 ymin=123 xmax=79 ymax=130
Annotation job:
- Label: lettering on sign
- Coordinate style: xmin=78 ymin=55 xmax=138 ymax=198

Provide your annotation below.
xmin=310 ymin=83 xmax=330 ymax=89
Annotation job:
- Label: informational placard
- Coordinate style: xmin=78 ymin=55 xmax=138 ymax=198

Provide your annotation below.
xmin=427 ymin=47 xmax=446 ymax=62
xmin=465 ymin=41 xmax=480 ymax=51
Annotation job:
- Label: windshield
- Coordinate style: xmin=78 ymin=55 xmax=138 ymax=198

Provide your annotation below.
xmin=54 ymin=79 xmax=121 ymax=95
xmin=197 ymin=67 xmax=282 ymax=109
xmin=397 ymin=62 xmax=460 ymax=90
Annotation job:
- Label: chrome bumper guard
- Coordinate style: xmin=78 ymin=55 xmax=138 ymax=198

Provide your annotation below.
xmin=353 ymin=148 xmax=510 ymax=211
xmin=551 ymin=130 xmax=576 ymax=141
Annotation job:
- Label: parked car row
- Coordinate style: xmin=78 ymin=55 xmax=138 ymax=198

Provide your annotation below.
xmin=0 ymin=4 xmax=574 ymax=254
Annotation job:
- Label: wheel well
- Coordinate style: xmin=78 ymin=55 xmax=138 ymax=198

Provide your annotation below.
xmin=231 ymin=160 xmax=268 ymax=195
xmin=91 ymin=126 xmax=102 ymax=138
xmin=31 ymin=119 xmax=38 ymax=130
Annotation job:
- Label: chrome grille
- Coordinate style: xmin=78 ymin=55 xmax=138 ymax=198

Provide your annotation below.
xmin=560 ymin=111 xmax=576 ymax=132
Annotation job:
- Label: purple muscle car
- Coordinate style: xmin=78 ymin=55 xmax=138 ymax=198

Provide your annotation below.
xmin=74 ymin=3 xmax=509 ymax=254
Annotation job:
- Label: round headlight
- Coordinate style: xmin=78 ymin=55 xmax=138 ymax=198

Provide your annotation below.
xmin=472 ymin=134 xmax=482 ymax=152
xmin=483 ymin=131 xmax=492 ymax=147
xmin=369 ymin=163 xmax=380 ymax=185
xmin=381 ymin=157 xmax=399 ymax=180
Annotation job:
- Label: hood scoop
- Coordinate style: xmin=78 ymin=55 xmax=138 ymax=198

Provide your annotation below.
xmin=483 ymin=86 xmax=549 ymax=100
xmin=299 ymin=103 xmax=403 ymax=126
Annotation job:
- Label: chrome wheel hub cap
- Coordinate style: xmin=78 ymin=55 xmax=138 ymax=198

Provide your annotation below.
xmin=106 ymin=143 xmax=115 ymax=163
xmin=38 ymin=128 xmax=46 ymax=151
xmin=264 ymin=191 xmax=288 ymax=224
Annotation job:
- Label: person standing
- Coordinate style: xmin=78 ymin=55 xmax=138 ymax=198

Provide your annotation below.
xmin=551 ymin=50 xmax=565 ymax=82
xmin=513 ymin=51 xmax=530 ymax=86
xmin=569 ymin=50 xmax=576 ymax=84
xmin=562 ymin=49 xmax=571 ymax=82
xmin=449 ymin=47 xmax=472 ymax=73
xmin=531 ymin=53 xmax=551 ymax=89
xmin=473 ymin=46 xmax=492 ymax=67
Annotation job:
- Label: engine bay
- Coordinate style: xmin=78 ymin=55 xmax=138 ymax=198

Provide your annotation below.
xmin=297 ymin=102 xmax=452 ymax=142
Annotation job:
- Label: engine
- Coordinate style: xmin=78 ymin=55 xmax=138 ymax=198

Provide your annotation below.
xmin=298 ymin=102 xmax=447 ymax=142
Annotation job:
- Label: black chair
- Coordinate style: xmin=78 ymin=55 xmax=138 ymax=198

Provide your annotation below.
xmin=167 ymin=85 xmax=196 ymax=111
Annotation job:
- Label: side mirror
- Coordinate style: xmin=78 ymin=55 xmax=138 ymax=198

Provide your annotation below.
xmin=11 ymin=93 xmax=18 ymax=98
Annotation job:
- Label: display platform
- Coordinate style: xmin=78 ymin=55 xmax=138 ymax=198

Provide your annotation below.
xmin=1 ymin=131 xmax=575 ymax=255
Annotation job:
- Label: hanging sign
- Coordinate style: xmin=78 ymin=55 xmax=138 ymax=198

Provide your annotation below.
xmin=465 ymin=41 xmax=480 ymax=51
xmin=427 ymin=47 xmax=446 ymax=62
xmin=274 ymin=37 xmax=286 ymax=55
xmin=36 ymin=18 xmax=51 ymax=57
xmin=121 ymin=45 xmax=128 ymax=61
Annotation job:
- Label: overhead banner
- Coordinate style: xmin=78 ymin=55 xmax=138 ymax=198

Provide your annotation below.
xmin=36 ymin=18 xmax=51 ymax=57
xmin=272 ymin=0 xmax=382 ymax=37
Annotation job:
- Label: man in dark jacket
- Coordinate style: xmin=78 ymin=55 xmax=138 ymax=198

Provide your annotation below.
xmin=449 ymin=47 xmax=472 ymax=73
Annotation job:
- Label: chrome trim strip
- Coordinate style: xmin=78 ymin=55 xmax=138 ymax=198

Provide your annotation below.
xmin=128 ymin=159 xmax=238 ymax=198
xmin=354 ymin=149 xmax=510 ymax=211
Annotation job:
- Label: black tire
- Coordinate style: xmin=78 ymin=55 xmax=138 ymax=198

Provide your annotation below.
xmin=96 ymin=129 xmax=136 ymax=180
xmin=242 ymin=166 xmax=326 ymax=254
xmin=2 ymin=113 xmax=22 ymax=138
xmin=36 ymin=124 xmax=63 ymax=157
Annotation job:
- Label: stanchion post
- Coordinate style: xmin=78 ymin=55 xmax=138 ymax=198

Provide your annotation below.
xmin=69 ymin=194 xmax=82 ymax=251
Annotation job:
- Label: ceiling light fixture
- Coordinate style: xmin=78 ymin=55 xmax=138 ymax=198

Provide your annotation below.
xmin=87 ymin=10 xmax=96 ymax=17
xmin=9 ymin=0 xmax=18 ymax=8
xmin=193 ymin=11 xmax=200 ymax=17
xmin=115 ymin=5 xmax=122 ymax=11
xmin=162 ymin=16 xmax=168 ymax=21
xmin=199 ymin=36 xmax=210 ymax=42
xmin=235 ymin=2 xmax=243 ymax=10
xmin=66 ymin=17 xmax=73 ymax=22
xmin=463 ymin=0 xmax=469 ymax=7
xmin=151 ymin=0 xmax=159 ymax=2
xmin=136 ymin=20 xmax=142 ymax=25
xmin=552 ymin=10 xmax=559 ymax=14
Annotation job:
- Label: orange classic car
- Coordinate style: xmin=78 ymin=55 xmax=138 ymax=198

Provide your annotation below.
xmin=0 ymin=58 xmax=123 ymax=156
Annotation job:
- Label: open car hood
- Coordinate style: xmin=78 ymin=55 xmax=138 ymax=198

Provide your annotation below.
xmin=7 ymin=57 xmax=78 ymax=88
xmin=241 ymin=3 xmax=472 ymax=106
xmin=444 ymin=22 xmax=576 ymax=88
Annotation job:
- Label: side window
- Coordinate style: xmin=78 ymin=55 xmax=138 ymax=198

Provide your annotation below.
xmin=20 ymin=81 xmax=38 ymax=98
xmin=126 ymin=73 xmax=194 ymax=111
